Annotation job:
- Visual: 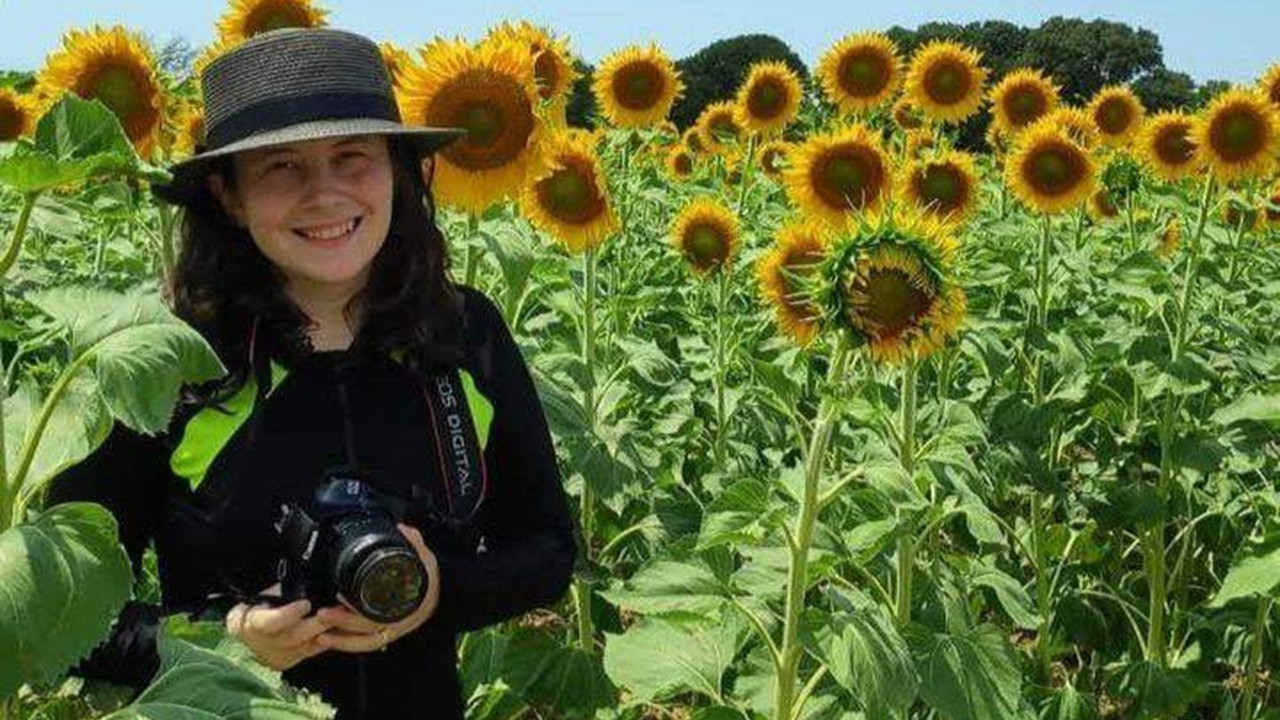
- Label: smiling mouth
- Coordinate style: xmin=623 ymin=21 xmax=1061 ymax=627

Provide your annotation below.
xmin=294 ymin=216 xmax=363 ymax=242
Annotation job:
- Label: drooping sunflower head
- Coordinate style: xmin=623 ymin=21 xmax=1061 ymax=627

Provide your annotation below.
xmin=1004 ymin=123 xmax=1097 ymax=214
xmin=34 ymin=25 xmax=167 ymax=157
xmin=0 ymin=88 xmax=36 ymax=142
xmin=682 ymin=126 xmax=706 ymax=155
xmin=380 ymin=41 xmax=414 ymax=88
xmin=484 ymin=21 xmax=577 ymax=105
xmin=819 ymin=207 xmax=965 ymax=364
xmin=899 ymin=150 xmax=979 ymax=226
xmin=172 ymin=103 xmax=206 ymax=157
xmin=892 ymin=97 xmax=924 ymax=130
xmin=593 ymin=44 xmax=683 ymax=128
xmin=520 ymin=129 xmax=617 ymax=253
xmin=399 ymin=37 xmax=540 ymax=214
xmin=666 ymin=145 xmax=695 ymax=178
xmin=215 ymin=0 xmax=328 ymax=45
xmin=1135 ymin=111 xmax=1198 ymax=182
xmin=784 ymin=123 xmax=892 ymax=228
xmin=989 ymin=68 xmax=1059 ymax=134
xmin=904 ymin=40 xmax=988 ymax=124
xmin=1158 ymin=215 xmax=1181 ymax=258
xmin=817 ymin=32 xmax=903 ymax=114
xmin=1258 ymin=62 xmax=1280 ymax=108
xmin=1191 ymin=87 xmax=1280 ymax=183
xmin=697 ymin=100 xmax=743 ymax=150
xmin=758 ymin=219 xmax=831 ymax=346
xmin=759 ymin=139 xmax=793 ymax=178
xmin=1087 ymin=188 xmax=1120 ymax=223
xmin=735 ymin=60 xmax=803 ymax=135
xmin=1088 ymin=85 xmax=1145 ymax=146
xmin=671 ymin=197 xmax=741 ymax=275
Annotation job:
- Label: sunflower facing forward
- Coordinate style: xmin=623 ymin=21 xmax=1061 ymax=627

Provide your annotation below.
xmin=1135 ymin=111 xmax=1198 ymax=182
xmin=399 ymin=37 xmax=540 ymax=214
xmin=904 ymin=40 xmax=988 ymax=124
xmin=0 ymin=88 xmax=36 ymax=142
xmin=1191 ymin=87 xmax=1280 ymax=183
xmin=817 ymin=32 xmax=903 ymax=114
xmin=735 ymin=60 xmax=803 ymax=135
xmin=1004 ymin=122 xmax=1097 ymax=215
xmin=1088 ymin=86 xmax=1145 ymax=146
xmin=899 ymin=150 xmax=979 ymax=226
xmin=989 ymin=68 xmax=1059 ymax=135
xmin=521 ymin=129 xmax=617 ymax=253
xmin=216 ymin=0 xmax=329 ymax=45
xmin=35 ymin=25 xmax=168 ymax=157
xmin=593 ymin=44 xmax=683 ymax=128
xmin=817 ymin=208 xmax=965 ymax=364
xmin=672 ymin=197 xmax=741 ymax=274
xmin=784 ymin=123 xmax=892 ymax=228
xmin=759 ymin=219 xmax=830 ymax=345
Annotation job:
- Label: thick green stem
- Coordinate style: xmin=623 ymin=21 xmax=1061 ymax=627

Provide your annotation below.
xmin=736 ymin=135 xmax=759 ymax=217
xmin=1124 ymin=190 xmax=1138 ymax=250
xmin=1030 ymin=213 xmax=1053 ymax=404
xmin=462 ymin=214 xmax=482 ymax=288
xmin=713 ymin=267 xmax=728 ymax=466
xmin=773 ymin=338 xmax=851 ymax=720
xmin=894 ymin=358 xmax=919 ymax=627
xmin=1031 ymin=492 xmax=1053 ymax=680
xmin=157 ymin=201 xmax=176 ymax=281
xmin=0 ymin=192 xmax=39 ymax=282
xmin=1240 ymin=596 xmax=1273 ymax=720
xmin=574 ymin=247 xmax=600 ymax=652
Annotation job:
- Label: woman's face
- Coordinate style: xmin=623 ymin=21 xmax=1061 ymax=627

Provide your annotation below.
xmin=207 ymin=134 xmax=395 ymax=299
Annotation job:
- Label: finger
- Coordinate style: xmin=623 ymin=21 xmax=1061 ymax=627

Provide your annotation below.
xmin=398 ymin=524 xmax=429 ymax=559
xmin=276 ymin=614 xmax=335 ymax=648
xmin=259 ymin=583 xmax=283 ymax=597
xmin=226 ymin=603 xmax=249 ymax=636
xmin=316 ymin=628 xmax=390 ymax=654
xmin=246 ymin=599 xmax=312 ymax=635
xmin=317 ymin=605 xmax=383 ymax=635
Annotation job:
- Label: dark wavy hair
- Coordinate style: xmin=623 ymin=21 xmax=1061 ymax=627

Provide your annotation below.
xmin=169 ymin=135 xmax=465 ymax=406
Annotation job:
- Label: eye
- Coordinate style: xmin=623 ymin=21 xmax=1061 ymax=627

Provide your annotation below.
xmin=263 ymin=158 xmax=300 ymax=176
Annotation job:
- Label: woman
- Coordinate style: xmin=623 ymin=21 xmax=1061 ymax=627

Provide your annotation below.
xmin=48 ymin=27 xmax=575 ymax=719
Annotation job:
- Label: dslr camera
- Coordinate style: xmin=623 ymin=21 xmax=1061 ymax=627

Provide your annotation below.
xmin=275 ymin=471 xmax=428 ymax=623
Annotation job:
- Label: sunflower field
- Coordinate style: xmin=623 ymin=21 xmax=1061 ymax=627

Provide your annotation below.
xmin=1 ymin=2 xmax=1279 ymax=719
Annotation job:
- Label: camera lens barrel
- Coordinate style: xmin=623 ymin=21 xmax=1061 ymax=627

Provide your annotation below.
xmin=331 ymin=514 xmax=428 ymax=623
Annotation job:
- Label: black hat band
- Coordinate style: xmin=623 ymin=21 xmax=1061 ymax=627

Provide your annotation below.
xmin=206 ymin=91 xmax=402 ymax=150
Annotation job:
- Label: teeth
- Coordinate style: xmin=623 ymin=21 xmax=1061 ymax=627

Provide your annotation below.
xmin=299 ymin=219 xmax=356 ymax=240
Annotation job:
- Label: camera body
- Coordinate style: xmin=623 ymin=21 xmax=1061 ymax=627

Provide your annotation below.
xmin=276 ymin=470 xmax=428 ymax=623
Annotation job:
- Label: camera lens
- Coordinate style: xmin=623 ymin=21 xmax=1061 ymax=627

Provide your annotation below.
xmin=352 ymin=547 xmax=428 ymax=622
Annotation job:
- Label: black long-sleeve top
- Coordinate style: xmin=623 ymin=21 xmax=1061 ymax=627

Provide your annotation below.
xmin=47 ymin=287 xmax=576 ymax=719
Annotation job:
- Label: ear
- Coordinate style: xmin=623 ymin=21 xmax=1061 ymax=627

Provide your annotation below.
xmin=419 ymin=155 xmax=434 ymax=182
xmin=206 ymin=172 xmax=246 ymax=228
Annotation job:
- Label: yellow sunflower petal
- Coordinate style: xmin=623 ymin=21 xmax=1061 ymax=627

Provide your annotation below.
xmin=1088 ymin=85 xmax=1145 ymax=146
xmin=1135 ymin=111 xmax=1198 ymax=182
xmin=593 ymin=44 xmax=683 ymax=128
xmin=216 ymin=0 xmax=328 ymax=45
xmin=989 ymin=68 xmax=1059 ymax=134
xmin=784 ymin=123 xmax=892 ymax=229
xmin=697 ymin=100 xmax=743 ymax=151
xmin=817 ymin=32 xmax=903 ymax=114
xmin=0 ymin=88 xmax=37 ymax=141
xmin=759 ymin=219 xmax=830 ymax=345
xmin=899 ymin=149 xmax=979 ymax=226
xmin=758 ymin=139 xmax=792 ymax=178
xmin=735 ymin=60 xmax=802 ymax=135
xmin=520 ymin=129 xmax=617 ymax=253
xmin=904 ymin=40 xmax=988 ymax=124
xmin=1257 ymin=61 xmax=1280 ymax=108
xmin=1004 ymin=123 xmax=1097 ymax=215
xmin=1191 ymin=87 xmax=1280 ymax=184
xmin=672 ymin=197 xmax=740 ymax=274
xmin=399 ymin=37 xmax=541 ymax=214
xmin=666 ymin=145 xmax=695 ymax=179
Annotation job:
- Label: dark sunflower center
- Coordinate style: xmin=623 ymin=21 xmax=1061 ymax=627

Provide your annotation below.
xmin=839 ymin=51 xmax=890 ymax=97
xmin=811 ymin=145 xmax=885 ymax=211
xmin=1096 ymin=99 xmax=1133 ymax=135
xmin=0 ymin=98 xmax=24 ymax=141
xmin=1024 ymin=141 xmax=1086 ymax=196
xmin=672 ymin=152 xmax=693 ymax=175
xmin=1092 ymin=190 xmax=1118 ymax=218
xmin=613 ymin=63 xmax=664 ymax=110
xmin=1154 ymin=124 xmax=1195 ymax=166
xmin=894 ymin=104 xmax=922 ymax=129
xmin=847 ymin=267 xmax=934 ymax=338
xmin=534 ymin=51 xmax=561 ymax=101
xmin=684 ymin=131 xmax=704 ymax=153
xmin=684 ymin=224 xmax=730 ymax=269
xmin=748 ymin=79 xmax=788 ymax=120
xmin=537 ymin=164 xmax=604 ymax=224
xmin=708 ymin=112 xmax=739 ymax=141
xmin=1211 ymin=107 xmax=1266 ymax=162
xmin=432 ymin=71 xmax=535 ymax=171
xmin=87 ymin=65 xmax=142 ymax=116
xmin=1006 ymin=86 xmax=1047 ymax=126
xmin=244 ymin=2 xmax=313 ymax=36
xmin=762 ymin=148 xmax=784 ymax=173
xmin=917 ymin=164 xmax=965 ymax=210
xmin=923 ymin=60 xmax=971 ymax=104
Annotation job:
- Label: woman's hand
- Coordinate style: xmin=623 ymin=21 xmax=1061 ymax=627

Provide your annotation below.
xmin=226 ymin=584 xmax=334 ymax=671
xmin=313 ymin=524 xmax=442 ymax=653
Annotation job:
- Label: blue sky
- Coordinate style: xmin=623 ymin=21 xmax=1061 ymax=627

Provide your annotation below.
xmin=1 ymin=0 xmax=1274 ymax=85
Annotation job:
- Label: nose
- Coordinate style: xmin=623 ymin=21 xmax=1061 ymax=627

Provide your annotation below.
xmin=299 ymin=160 xmax=353 ymax=211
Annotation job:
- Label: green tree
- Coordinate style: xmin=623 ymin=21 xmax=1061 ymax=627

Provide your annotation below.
xmin=1131 ymin=68 xmax=1198 ymax=111
xmin=671 ymin=34 xmax=807 ymax=130
xmin=1019 ymin=17 xmax=1163 ymax=102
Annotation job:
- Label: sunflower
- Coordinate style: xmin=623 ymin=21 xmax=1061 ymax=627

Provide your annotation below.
xmin=399 ymin=38 xmax=540 ymax=214
xmin=817 ymin=32 xmax=903 ymax=114
xmin=34 ymin=25 xmax=167 ymax=157
xmin=593 ymin=44 xmax=683 ymax=128
xmin=0 ymin=88 xmax=36 ymax=142
xmin=172 ymin=104 xmax=205 ymax=157
xmin=672 ymin=198 xmax=740 ymax=274
xmin=682 ymin=126 xmax=706 ymax=155
xmin=1263 ymin=183 xmax=1280 ymax=228
xmin=520 ymin=129 xmax=617 ymax=253
xmin=666 ymin=145 xmax=695 ymax=178
xmin=989 ymin=68 xmax=1059 ymax=134
xmin=759 ymin=219 xmax=830 ymax=345
xmin=903 ymin=129 xmax=935 ymax=159
xmin=485 ymin=21 xmax=576 ymax=103
xmin=1135 ymin=111 xmax=1197 ymax=182
xmin=892 ymin=98 xmax=924 ymax=130
xmin=1222 ymin=198 xmax=1261 ymax=232
xmin=1087 ymin=188 xmax=1120 ymax=223
xmin=985 ymin=123 xmax=1011 ymax=158
xmin=380 ymin=41 xmax=414 ymax=87
xmin=1258 ymin=62 xmax=1280 ymax=108
xmin=215 ymin=0 xmax=328 ymax=45
xmin=696 ymin=100 xmax=742 ymax=150
xmin=904 ymin=40 xmax=988 ymax=124
xmin=899 ymin=150 xmax=979 ymax=225
xmin=1191 ymin=87 xmax=1280 ymax=183
xmin=1004 ymin=123 xmax=1097 ymax=214
xmin=784 ymin=123 xmax=891 ymax=228
xmin=1158 ymin=216 xmax=1181 ymax=258
xmin=1035 ymin=106 xmax=1098 ymax=149
xmin=819 ymin=207 xmax=965 ymax=363
xmin=735 ymin=60 xmax=802 ymax=135
xmin=759 ymin=139 xmax=792 ymax=178
xmin=1087 ymin=86 xmax=1145 ymax=146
